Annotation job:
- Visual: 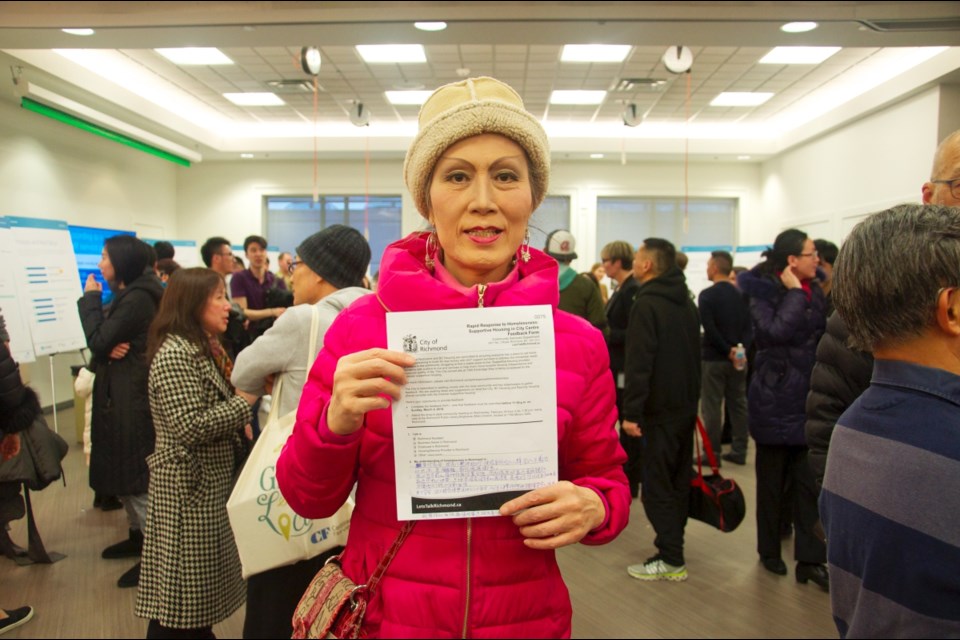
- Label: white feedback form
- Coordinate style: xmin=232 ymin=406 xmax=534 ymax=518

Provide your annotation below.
xmin=386 ymin=305 xmax=557 ymax=520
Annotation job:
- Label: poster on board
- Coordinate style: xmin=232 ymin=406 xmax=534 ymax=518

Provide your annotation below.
xmin=68 ymin=225 xmax=136 ymax=304
xmin=733 ymin=245 xmax=768 ymax=271
xmin=0 ymin=218 xmax=36 ymax=363
xmin=682 ymin=246 xmax=733 ymax=303
xmin=7 ymin=216 xmax=87 ymax=357
xmin=140 ymin=237 xmax=201 ymax=268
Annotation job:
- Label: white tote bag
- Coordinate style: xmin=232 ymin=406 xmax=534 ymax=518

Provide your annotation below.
xmin=228 ymin=306 xmax=353 ymax=579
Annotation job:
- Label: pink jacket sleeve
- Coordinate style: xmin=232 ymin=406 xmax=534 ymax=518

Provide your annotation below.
xmin=561 ymin=325 xmax=631 ymax=545
xmin=276 ymin=311 xmax=362 ymax=519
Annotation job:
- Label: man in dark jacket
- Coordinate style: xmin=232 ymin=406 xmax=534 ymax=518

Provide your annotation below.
xmin=622 ymin=238 xmax=700 ymax=582
xmin=600 ymin=240 xmax=641 ymax=496
xmin=698 ymin=250 xmax=751 ymax=465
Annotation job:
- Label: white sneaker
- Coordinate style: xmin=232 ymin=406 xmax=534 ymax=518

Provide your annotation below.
xmin=627 ymin=557 xmax=688 ymax=582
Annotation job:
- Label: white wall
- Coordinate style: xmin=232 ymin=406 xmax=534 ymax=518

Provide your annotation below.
xmin=760 ymin=87 xmax=943 ymax=244
xmin=0 ymin=99 xmax=180 ymax=413
xmin=176 ymin=156 xmax=761 ymax=272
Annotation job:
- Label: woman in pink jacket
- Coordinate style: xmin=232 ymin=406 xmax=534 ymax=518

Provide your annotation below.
xmin=277 ymin=76 xmax=630 ymax=638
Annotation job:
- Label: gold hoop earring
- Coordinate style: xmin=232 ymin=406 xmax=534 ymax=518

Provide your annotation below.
xmin=425 ymin=230 xmax=438 ymax=270
xmin=520 ymin=229 xmax=531 ymax=263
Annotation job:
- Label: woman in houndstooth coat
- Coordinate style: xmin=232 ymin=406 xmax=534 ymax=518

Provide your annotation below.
xmin=136 ymin=268 xmax=257 ymax=639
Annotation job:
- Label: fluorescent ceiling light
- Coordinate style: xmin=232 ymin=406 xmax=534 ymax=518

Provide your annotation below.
xmin=781 ymin=22 xmax=818 ymax=33
xmin=590 ymin=153 xmax=604 ymax=159
xmin=760 ymin=46 xmax=840 ymax=65
xmin=385 ymin=90 xmax=432 ymax=105
xmin=357 ymin=44 xmax=426 ymax=63
xmin=61 ymin=28 xmax=94 ymax=36
xmin=710 ymin=92 xmax=774 ymax=107
xmin=414 ymin=22 xmax=447 ymax=31
xmin=155 ymin=47 xmax=234 ymax=65
xmin=561 ymin=44 xmax=631 ymax=63
xmin=550 ymin=90 xmax=607 ymax=105
xmin=224 ymin=92 xmax=285 ymax=106
xmin=738 ymin=155 xmax=752 ymax=160
xmin=240 ymin=153 xmax=254 ymax=158
xmin=16 ymin=81 xmax=200 ymax=164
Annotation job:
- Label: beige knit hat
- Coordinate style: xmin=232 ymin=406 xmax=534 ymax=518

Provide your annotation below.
xmin=403 ymin=76 xmax=550 ymax=220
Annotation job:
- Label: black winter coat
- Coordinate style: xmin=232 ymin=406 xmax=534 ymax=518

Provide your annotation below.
xmin=604 ymin=274 xmax=641 ymax=376
xmin=622 ymin=267 xmax=701 ymax=425
xmin=0 ymin=342 xmax=41 ymax=436
xmin=738 ymin=265 xmax=826 ymax=446
xmin=77 ymin=273 xmax=164 ymax=495
xmin=804 ymin=310 xmax=873 ymax=489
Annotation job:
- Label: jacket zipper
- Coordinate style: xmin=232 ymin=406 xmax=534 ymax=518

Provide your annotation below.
xmin=460 ymin=285 xmax=484 ymax=637
xmin=462 ymin=518 xmax=472 ymax=638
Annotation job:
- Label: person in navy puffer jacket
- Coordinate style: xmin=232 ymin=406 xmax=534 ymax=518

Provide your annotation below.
xmin=737 ymin=228 xmax=829 ymax=590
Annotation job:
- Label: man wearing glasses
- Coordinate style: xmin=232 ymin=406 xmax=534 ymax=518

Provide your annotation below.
xmin=922 ymin=130 xmax=960 ymax=206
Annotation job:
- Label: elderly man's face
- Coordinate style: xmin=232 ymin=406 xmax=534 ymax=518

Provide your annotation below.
xmin=923 ymin=141 xmax=960 ymax=207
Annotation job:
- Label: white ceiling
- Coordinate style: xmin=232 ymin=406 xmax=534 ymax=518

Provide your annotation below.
xmin=1 ymin=1 xmax=959 ymax=163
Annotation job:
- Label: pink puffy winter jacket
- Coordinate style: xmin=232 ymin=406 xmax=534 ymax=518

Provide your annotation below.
xmin=277 ymin=232 xmax=629 ymax=638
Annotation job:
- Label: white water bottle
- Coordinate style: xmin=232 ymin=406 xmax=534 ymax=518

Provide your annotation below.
xmin=734 ymin=343 xmax=746 ymax=371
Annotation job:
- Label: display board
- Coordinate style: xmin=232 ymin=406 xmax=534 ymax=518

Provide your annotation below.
xmin=733 ymin=245 xmax=768 ymax=271
xmin=68 ymin=225 xmax=136 ymax=304
xmin=0 ymin=218 xmax=36 ymax=362
xmin=682 ymin=245 xmax=733 ymax=303
xmin=140 ymin=237 xmax=201 ymax=268
xmin=7 ymin=216 xmax=87 ymax=357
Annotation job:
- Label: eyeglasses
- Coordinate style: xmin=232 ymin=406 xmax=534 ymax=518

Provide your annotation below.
xmin=931 ymin=178 xmax=960 ymax=199
xmin=798 ymin=250 xmax=819 ymax=258
xmin=288 ymin=258 xmax=301 ymax=274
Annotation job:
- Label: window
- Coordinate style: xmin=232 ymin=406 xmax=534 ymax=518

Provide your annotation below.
xmin=265 ymin=195 xmax=402 ymax=277
xmin=528 ymin=195 xmax=571 ymax=253
xmin=595 ymin=196 xmax=736 ymax=255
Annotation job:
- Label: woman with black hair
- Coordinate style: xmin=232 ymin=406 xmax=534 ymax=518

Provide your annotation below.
xmin=736 ymin=229 xmax=829 ymax=590
xmin=77 ymin=235 xmax=164 ymax=589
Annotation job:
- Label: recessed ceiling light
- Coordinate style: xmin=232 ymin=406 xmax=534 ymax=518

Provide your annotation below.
xmin=385 ymin=90 xmax=433 ymax=105
xmin=550 ymin=90 xmax=607 ymax=105
xmin=561 ymin=45 xmax=631 ymax=63
xmin=156 ymin=47 xmax=234 ymax=65
xmin=590 ymin=153 xmax=604 ymax=159
xmin=710 ymin=92 xmax=774 ymax=107
xmin=357 ymin=44 xmax=426 ymax=64
xmin=737 ymin=155 xmax=752 ymax=160
xmin=759 ymin=46 xmax=841 ymax=64
xmin=414 ymin=22 xmax=447 ymax=32
xmin=223 ymin=92 xmax=285 ymax=106
xmin=62 ymin=28 xmax=95 ymax=36
xmin=240 ymin=153 xmax=254 ymax=159
xmin=781 ymin=22 xmax=818 ymax=33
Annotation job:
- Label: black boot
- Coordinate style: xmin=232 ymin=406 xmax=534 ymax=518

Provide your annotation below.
xmin=796 ymin=562 xmax=830 ymax=592
xmin=118 ymin=561 xmax=141 ymax=588
xmin=102 ymin=528 xmax=143 ymax=559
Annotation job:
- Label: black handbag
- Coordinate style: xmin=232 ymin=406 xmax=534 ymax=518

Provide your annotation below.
xmin=689 ymin=417 xmax=746 ymax=532
xmin=0 ymin=414 xmax=68 ymax=491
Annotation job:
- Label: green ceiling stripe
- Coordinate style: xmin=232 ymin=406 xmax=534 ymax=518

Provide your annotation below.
xmin=20 ymin=96 xmax=191 ymax=167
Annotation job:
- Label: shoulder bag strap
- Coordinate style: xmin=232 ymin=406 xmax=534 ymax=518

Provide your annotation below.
xmin=364 ymin=521 xmax=415 ymax=597
xmin=307 ymin=304 xmax=320 ymax=370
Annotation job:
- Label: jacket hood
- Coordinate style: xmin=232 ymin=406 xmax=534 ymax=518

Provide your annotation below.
xmin=319 ymin=286 xmax=369 ymax=313
xmin=116 ymin=271 xmax=165 ymax=305
xmin=376 ymin=231 xmax=559 ymax=311
xmin=636 ymin=266 xmax=691 ymax=305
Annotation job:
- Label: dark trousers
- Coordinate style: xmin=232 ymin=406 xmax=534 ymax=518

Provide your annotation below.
xmin=243 ymin=548 xmax=341 ymax=639
xmin=640 ymin=416 xmax=696 ymax=566
xmin=616 ymin=386 xmax=643 ymax=495
xmin=700 ymin=360 xmax=749 ymax=458
xmin=755 ymin=444 xmax=825 ymax=564
xmin=147 ymin=621 xmax=214 ymax=639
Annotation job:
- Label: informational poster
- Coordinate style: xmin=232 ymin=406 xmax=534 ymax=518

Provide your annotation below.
xmin=387 ymin=305 xmax=557 ymax=521
xmin=68 ymin=225 xmax=135 ymax=303
xmin=140 ymin=237 xmax=201 ymax=268
xmin=682 ymin=245 xmax=733 ymax=303
xmin=8 ymin=216 xmax=87 ymax=356
xmin=0 ymin=218 xmax=36 ymax=362
xmin=733 ymin=245 xmax=768 ymax=271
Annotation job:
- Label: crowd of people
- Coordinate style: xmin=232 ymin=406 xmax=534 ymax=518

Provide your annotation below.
xmin=0 ymin=75 xmax=957 ymax=638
